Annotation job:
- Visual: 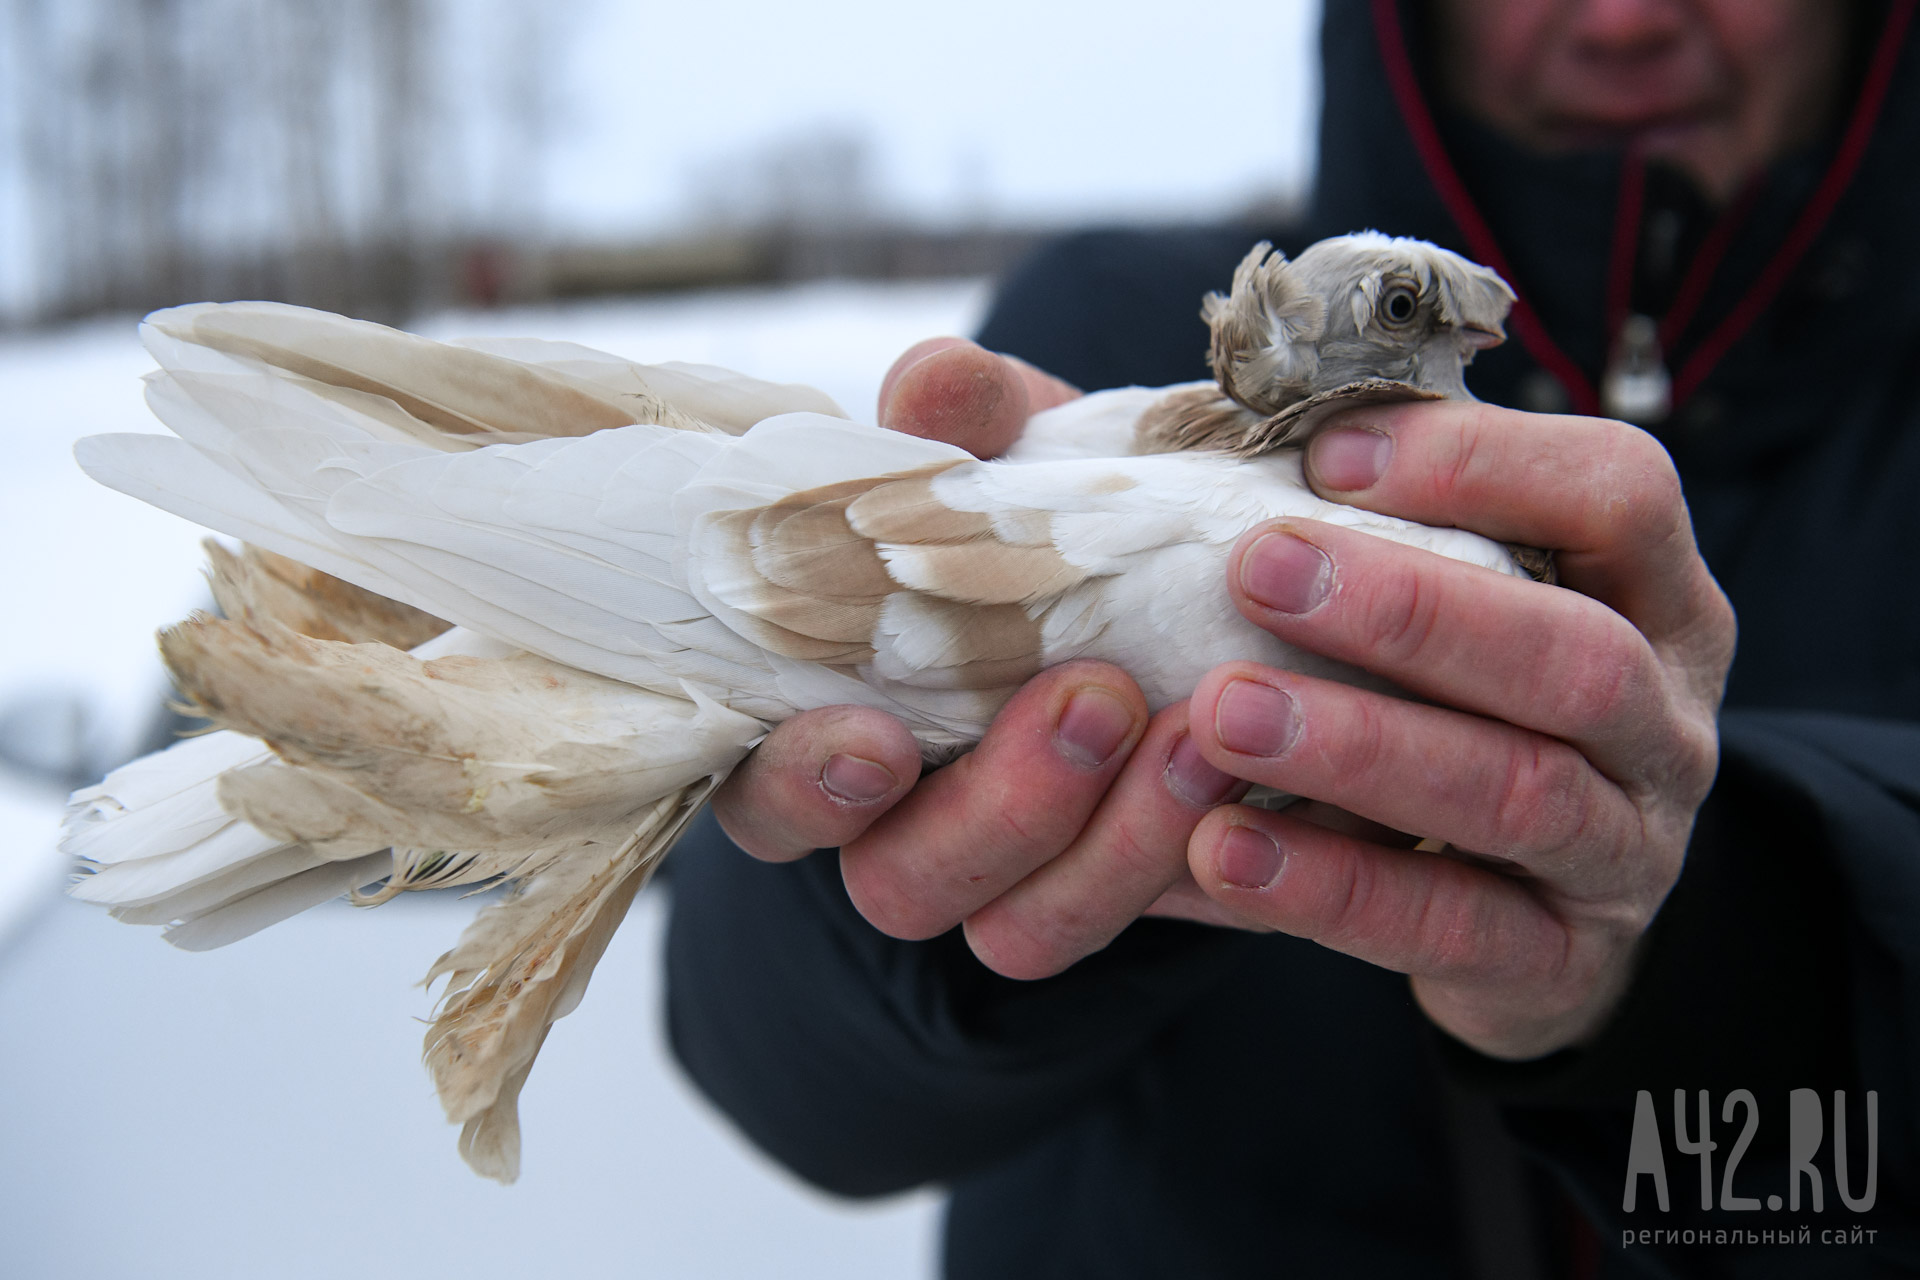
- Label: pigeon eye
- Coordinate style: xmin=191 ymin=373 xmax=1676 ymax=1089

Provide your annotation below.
xmin=1380 ymin=284 xmax=1419 ymax=327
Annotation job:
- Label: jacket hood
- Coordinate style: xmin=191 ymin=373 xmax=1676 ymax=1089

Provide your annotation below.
xmin=1305 ymin=0 xmax=1920 ymax=478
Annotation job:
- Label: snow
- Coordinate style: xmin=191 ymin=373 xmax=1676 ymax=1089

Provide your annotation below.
xmin=0 ymin=772 xmax=66 ymax=952
xmin=0 ymin=278 xmax=988 ymax=1279
xmin=0 ymin=319 xmax=214 ymax=765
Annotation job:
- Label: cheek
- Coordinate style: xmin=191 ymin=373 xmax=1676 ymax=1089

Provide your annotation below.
xmin=1702 ymin=0 xmax=1838 ymax=97
xmin=1701 ymin=0 xmax=1814 ymax=59
xmin=1443 ymin=0 xmax=1559 ymax=99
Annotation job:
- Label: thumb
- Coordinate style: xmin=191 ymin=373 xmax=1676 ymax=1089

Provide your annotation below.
xmin=877 ymin=338 xmax=1081 ymax=459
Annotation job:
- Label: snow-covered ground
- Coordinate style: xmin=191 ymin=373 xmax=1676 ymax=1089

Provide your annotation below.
xmin=0 ymin=278 xmax=989 ymax=1279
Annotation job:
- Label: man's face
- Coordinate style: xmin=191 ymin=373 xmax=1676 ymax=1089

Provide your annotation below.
xmin=1435 ymin=0 xmax=1847 ymax=200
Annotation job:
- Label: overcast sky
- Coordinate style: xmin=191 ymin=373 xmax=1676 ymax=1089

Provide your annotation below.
xmin=0 ymin=1 xmax=1320 ymax=315
xmin=540 ymin=0 xmax=1321 ymax=235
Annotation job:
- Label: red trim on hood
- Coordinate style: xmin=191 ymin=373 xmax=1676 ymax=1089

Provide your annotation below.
xmin=1370 ymin=0 xmax=1914 ymax=419
xmin=1670 ymin=0 xmax=1915 ymax=405
xmin=1657 ymin=178 xmax=1762 ymax=351
xmin=1604 ymin=143 xmax=1648 ymax=343
xmin=1371 ymin=0 xmax=1600 ymax=413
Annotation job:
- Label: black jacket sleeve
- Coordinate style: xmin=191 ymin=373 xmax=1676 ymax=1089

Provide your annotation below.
xmin=1442 ymin=710 xmax=1920 ymax=1264
xmin=663 ymin=811 xmax=1259 ymax=1197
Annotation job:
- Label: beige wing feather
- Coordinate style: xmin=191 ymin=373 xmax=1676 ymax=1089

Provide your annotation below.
xmin=693 ymin=460 xmax=1110 ymax=706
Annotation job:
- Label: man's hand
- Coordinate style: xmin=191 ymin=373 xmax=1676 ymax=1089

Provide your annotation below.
xmin=1176 ymin=403 xmax=1735 ymax=1058
xmin=711 ymin=338 xmax=1736 ymax=1061
xmin=712 ymin=339 xmax=1245 ymax=979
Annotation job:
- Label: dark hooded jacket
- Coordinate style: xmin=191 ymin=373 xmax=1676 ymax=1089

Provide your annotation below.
xmin=663 ymin=2 xmax=1920 ymax=1274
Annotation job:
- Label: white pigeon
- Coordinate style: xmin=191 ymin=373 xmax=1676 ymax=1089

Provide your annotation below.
xmin=63 ymin=232 xmax=1524 ymax=1181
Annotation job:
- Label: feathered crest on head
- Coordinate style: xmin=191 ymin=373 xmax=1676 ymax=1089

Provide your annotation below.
xmin=1201 ymin=242 xmax=1327 ymax=416
xmin=1297 ymin=230 xmax=1515 ymax=342
xmin=1140 ymin=233 xmax=1517 ymax=459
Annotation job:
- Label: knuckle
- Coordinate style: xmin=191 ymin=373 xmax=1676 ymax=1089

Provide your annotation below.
xmin=1350 ymin=560 xmax=1444 ymax=667
xmin=1678 ymin=577 xmax=1740 ymax=674
xmin=965 ymin=910 xmax=1077 ymax=981
xmin=1431 ymin=405 xmax=1498 ymax=502
xmin=1412 ymin=879 xmax=1490 ymax=974
xmin=1314 ymin=846 xmax=1377 ymax=948
xmin=1671 ymin=713 xmax=1721 ymax=797
xmin=1322 ymin=693 xmax=1392 ymax=784
xmin=1705 ymin=579 xmax=1738 ymax=638
xmin=1626 ymin=706 xmax=1721 ymax=816
xmin=710 ymin=805 xmax=787 ymax=860
xmin=1703 ymin=589 xmax=1739 ymax=661
xmin=1544 ymin=614 xmax=1647 ymax=733
xmin=838 ymin=851 xmax=947 ymax=940
xmin=711 ymin=780 xmax=812 ymax=861
xmin=988 ymin=796 xmax=1045 ymax=852
xmin=1487 ymin=739 xmax=1598 ymax=857
xmin=1597 ymin=428 xmax=1687 ymax=547
xmin=840 ymin=765 xmax=1068 ymax=941
xmin=1095 ymin=815 xmax=1176 ymax=885
xmin=970 ymin=777 xmax=1087 ymax=868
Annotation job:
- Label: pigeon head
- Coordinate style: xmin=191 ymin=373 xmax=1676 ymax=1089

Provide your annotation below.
xmin=1203 ymin=232 xmax=1516 ymax=417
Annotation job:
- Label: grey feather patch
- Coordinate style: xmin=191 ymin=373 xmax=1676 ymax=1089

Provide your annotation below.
xmin=1203 ymin=242 xmax=1327 ymax=416
xmin=1503 ymin=543 xmax=1558 ymax=585
xmin=1137 ymin=378 xmax=1443 ymax=458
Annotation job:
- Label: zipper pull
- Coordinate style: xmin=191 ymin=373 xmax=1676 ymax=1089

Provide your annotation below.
xmin=1601 ymin=313 xmax=1672 ymax=424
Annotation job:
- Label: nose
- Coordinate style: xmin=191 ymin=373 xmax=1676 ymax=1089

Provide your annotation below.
xmin=1567 ymin=0 xmax=1689 ymax=59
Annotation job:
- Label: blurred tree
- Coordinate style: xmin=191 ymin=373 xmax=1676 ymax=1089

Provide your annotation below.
xmin=685 ymin=125 xmax=883 ymax=233
xmin=3 ymin=0 xmax=560 ymax=324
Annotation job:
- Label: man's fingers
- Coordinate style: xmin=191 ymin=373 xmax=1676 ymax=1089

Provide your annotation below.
xmin=1303 ymin=399 xmax=1735 ymax=661
xmin=961 ymin=703 xmax=1250 ymax=979
xmin=1189 ymin=804 xmax=1560 ymax=980
xmin=1000 ymin=352 xmax=1084 ymax=413
xmin=1188 ymin=804 xmax=1627 ymax=1056
xmin=1186 ymin=661 xmax=1665 ymax=902
xmin=1226 ymin=517 xmax=1716 ymax=795
xmin=877 ymin=338 xmax=1081 ymax=459
xmin=1141 ymin=872 xmax=1266 ymax=930
xmin=710 ymin=706 xmax=921 ymax=862
xmin=839 ymin=661 xmax=1146 ymax=941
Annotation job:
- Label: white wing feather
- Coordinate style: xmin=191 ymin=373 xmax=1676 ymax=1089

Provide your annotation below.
xmin=449 ymin=336 xmax=850 ymax=430
xmin=80 ymin=384 xmax=1524 ymax=736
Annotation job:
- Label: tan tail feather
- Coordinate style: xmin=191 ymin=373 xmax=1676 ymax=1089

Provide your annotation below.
xmin=204 ymin=539 xmax=450 ymax=649
xmin=423 ymin=776 xmax=721 ymax=1183
xmin=457 ymin=1029 xmax=548 ymax=1182
xmin=158 ymin=612 xmax=757 ymax=870
xmin=151 ymin=303 xmax=691 ymax=441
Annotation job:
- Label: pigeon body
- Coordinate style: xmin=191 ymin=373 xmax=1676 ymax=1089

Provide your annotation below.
xmin=64 ymin=234 xmax=1522 ymax=1180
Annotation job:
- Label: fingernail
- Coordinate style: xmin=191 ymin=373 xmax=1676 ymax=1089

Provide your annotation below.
xmin=1215 ymin=680 xmax=1298 ymax=757
xmin=1310 ymin=426 xmax=1392 ymax=491
xmin=821 ymin=754 xmax=897 ymax=803
xmin=1240 ymin=532 xmax=1331 ymax=614
xmin=1218 ymin=824 xmax=1283 ymax=889
xmin=1055 ymin=686 xmax=1135 ymax=768
xmin=1163 ymin=733 xmax=1238 ymax=808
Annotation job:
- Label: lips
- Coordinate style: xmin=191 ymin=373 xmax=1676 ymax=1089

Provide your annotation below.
xmin=1536 ymin=102 xmax=1723 ymax=150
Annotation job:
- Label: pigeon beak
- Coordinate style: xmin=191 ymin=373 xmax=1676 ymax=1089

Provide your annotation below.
xmin=1462 ymin=324 xmax=1506 ymax=350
